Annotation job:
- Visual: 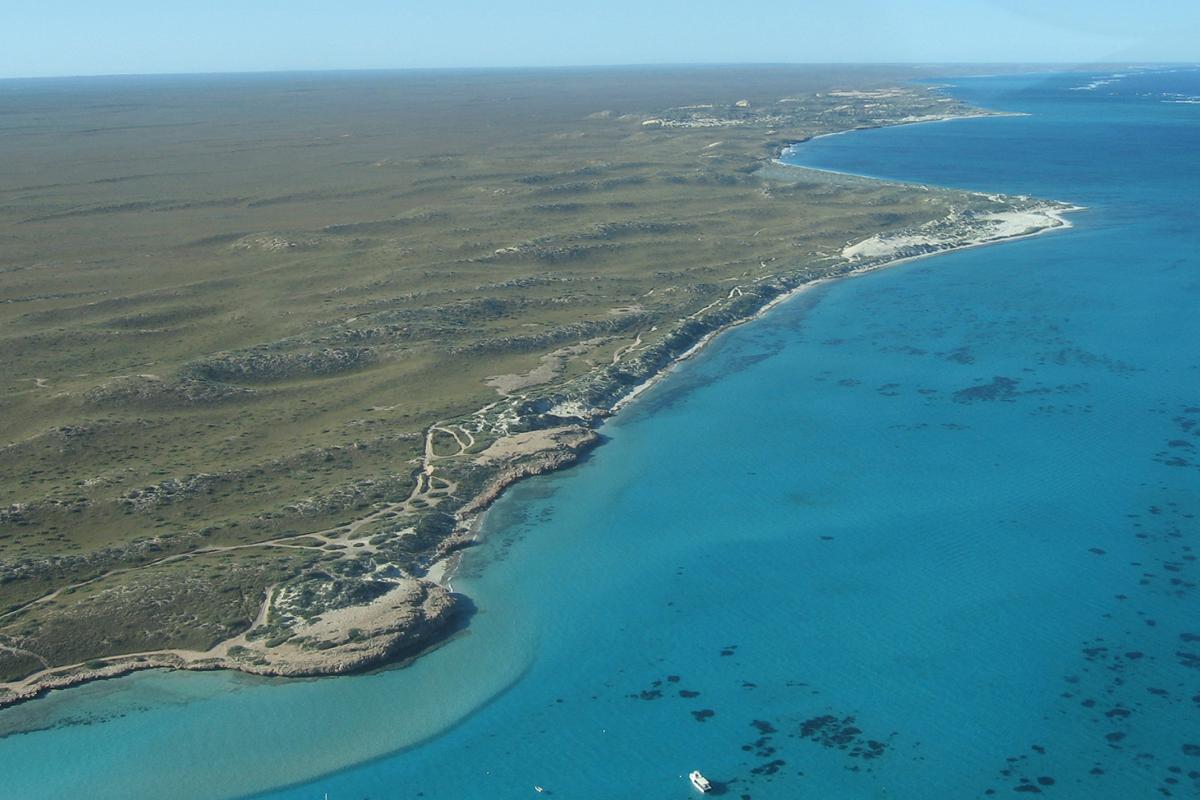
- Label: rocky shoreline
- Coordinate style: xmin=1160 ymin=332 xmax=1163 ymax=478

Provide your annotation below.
xmin=0 ymin=129 xmax=1082 ymax=713
xmin=0 ymin=429 xmax=602 ymax=710
xmin=0 ymin=577 xmax=459 ymax=708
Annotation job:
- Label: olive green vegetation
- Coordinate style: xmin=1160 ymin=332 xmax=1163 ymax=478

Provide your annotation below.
xmin=1 ymin=65 xmax=1004 ymax=682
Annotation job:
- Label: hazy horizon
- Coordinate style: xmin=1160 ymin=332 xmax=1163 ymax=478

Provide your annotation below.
xmin=1 ymin=60 xmax=1197 ymax=85
xmin=3 ymin=0 xmax=1197 ymax=80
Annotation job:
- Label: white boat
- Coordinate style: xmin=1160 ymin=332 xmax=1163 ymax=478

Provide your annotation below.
xmin=689 ymin=770 xmax=713 ymax=793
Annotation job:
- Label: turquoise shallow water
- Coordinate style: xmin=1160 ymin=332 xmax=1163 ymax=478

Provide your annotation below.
xmin=1 ymin=69 xmax=1198 ymax=799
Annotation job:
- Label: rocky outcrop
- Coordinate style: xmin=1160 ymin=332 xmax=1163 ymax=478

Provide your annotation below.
xmin=456 ymin=426 xmax=600 ymax=518
xmin=118 ymin=473 xmax=220 ymax=510
xmin=0 ymin=579 xmax=459 ymax=709
xmin=186 ymin=346 xmax=375 ymax=383
xmin=232 ymin=579 xmax=459 ymax=677
xmin=84 ymin=375 xmax=255 ymax=408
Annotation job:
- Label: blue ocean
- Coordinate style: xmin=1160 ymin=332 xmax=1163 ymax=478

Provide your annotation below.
xmin=0 ymin=69 xmax=1197 ymax=799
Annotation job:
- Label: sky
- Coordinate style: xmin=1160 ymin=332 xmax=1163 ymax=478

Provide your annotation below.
xmin=1 ymin=0 xmax=1196 ymax=79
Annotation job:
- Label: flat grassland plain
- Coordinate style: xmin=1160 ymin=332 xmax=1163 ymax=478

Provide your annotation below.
xmin=0 ymin=66 xmax=1072 ymax=703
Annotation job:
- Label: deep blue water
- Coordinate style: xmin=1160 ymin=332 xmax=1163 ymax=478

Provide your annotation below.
xmin=0 ymin=69 xmax=1197 ymax=799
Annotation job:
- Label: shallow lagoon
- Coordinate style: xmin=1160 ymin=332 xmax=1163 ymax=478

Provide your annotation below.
xmin=1 ymin=69 xmax=1198 ymax=799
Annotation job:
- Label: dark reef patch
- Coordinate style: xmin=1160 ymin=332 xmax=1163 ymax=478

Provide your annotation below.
xmin=952 ymin=375 xmax=1021 ymax=403
xmin=796 ymin=714 xmax=891 ymax=760
xmin=750 ymin=759 xmax=786 ymax=776
xmin=1176 ymin=651 xmax=1200 ymax=670
xmin=944 ymin=346 xmax=975 ymax=364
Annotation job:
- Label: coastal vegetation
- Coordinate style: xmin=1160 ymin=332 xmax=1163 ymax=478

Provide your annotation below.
xmin=0 ymin=66 xmax=1069 ymax=702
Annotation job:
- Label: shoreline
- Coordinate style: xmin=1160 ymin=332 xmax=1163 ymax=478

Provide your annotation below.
xmin=434 ymin=195 xmax=1083 ymax=590
xmin=774 ymin=110 xmax=1029 ymax=183
xmin=792 ymin=109 xmax=1028 ymax=145
xmin=0 ymin=112 xmax=1084 ymax=713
